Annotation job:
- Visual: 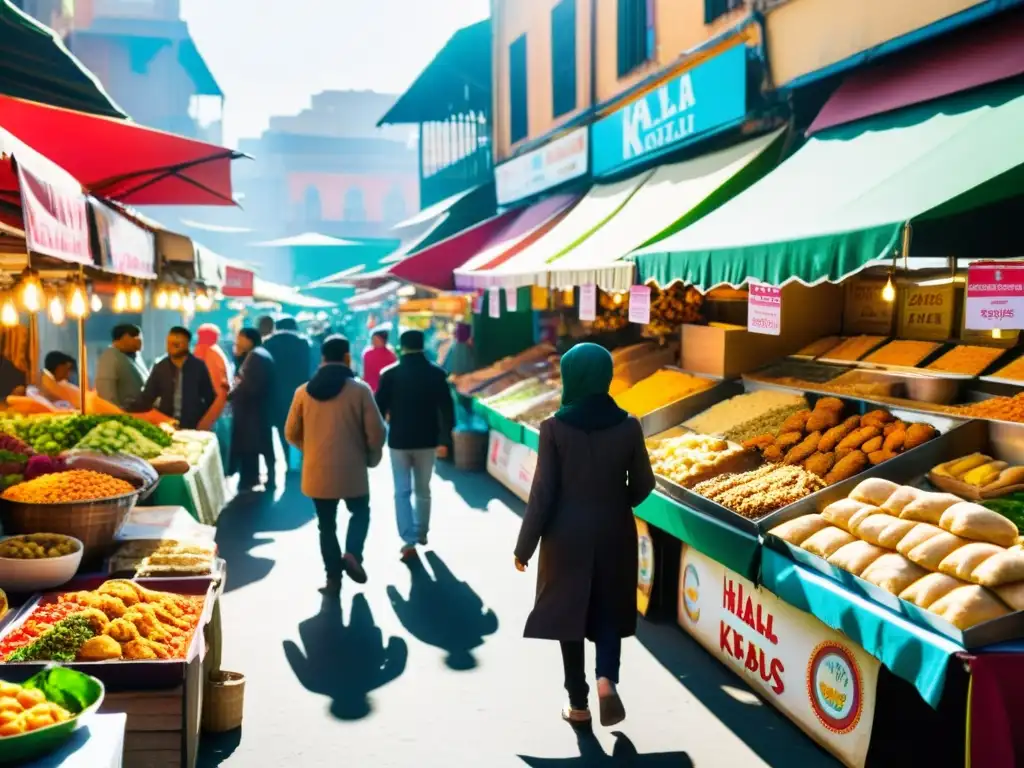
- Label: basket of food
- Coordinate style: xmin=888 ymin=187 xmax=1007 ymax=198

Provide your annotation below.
xmin=0 ymin=535 xmax=83 ymax=593
xmin=0 ymin=471 xmax=139 ymax=563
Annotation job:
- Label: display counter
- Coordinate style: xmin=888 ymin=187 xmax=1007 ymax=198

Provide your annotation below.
xmin=142 ymin=439 xmax=227 ymax=525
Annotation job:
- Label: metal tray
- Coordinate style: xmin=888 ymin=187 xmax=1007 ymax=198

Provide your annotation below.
xmin=855 ymin=340 xmax=949 ymax=371
xmin=637 ymin=370 xmax=740 ymax=438
xmin=818 ymin=336 xmax=891 ymax=366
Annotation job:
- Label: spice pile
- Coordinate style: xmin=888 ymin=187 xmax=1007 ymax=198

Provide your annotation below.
xmin=956 ymin=393 xmax=1024 ymax=424
xmin=1 ymin=470 xmax=134 ymax=504
xmin=614 ymin=369 xmax=713 ymax=418
xmin=683 ymin=390 xmax=807 ymax=442
xmin=927 ymin=345 xmax=1006 ymax=376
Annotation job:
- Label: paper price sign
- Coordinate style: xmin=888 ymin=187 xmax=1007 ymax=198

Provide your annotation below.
xmin=965 ymin=262 xmax=1024 ymax=330
xmin=747 ymin=282 xmax=781 ymax=336
xmin=505 ymin=287 xmax=518 ymax=313
xmin=488 ymin=287 xmax=501 ymax=318
xmin=628 ymin=285 xmax=651 ymax=325
xmin=579 ymin=284 xmax=596 ymax=321
xmin=898 ymin=284 xmax=954 ymax=340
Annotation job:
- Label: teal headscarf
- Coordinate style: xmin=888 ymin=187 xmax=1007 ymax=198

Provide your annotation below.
xmin=555 ymin=343 xmax=628 ymax=431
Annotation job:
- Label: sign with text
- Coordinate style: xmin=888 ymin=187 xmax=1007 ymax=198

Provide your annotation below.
xmin=222 ymin=265 xmax=255 ymax=298
xmin=628 ymin=285 xmax=651 ymax=325
xmin=592 ymin=45 xmax=747 ymax=176
xmin=898 ymin=283 xmax=955 ymax=341
xmin=635 ymin=517 xmax=654 ymax=616
xmin=485 ymin=431 xmax=536 ymax=502
xmin=488 ymin=287 xmax=501 ymax=318
xmin=495 ymin=127 xmax=589 ymax=205
xmin=747 ymin=282 xmax=782 ymax=336
xmin=505 ymin=287 xmax=518 ymax=313
xmin=843 ymin=278 xmax=895 ymax=335
xmin=965 ymin=262 xmax=1024 ymax=331
xmin=17 ymin=162 xmax=91 ymax=265
xmin=678 ymin=545 xmax=878 ymax=768
xmin=91 ymin=201 xmax=156 ymax=278
xmin=579 ymin=284 xmax=597 ymax=321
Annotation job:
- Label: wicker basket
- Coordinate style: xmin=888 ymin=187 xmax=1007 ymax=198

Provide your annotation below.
xmin=453 ymin=429 xmax=488 ymax=472
xmin=202 ymin=670 xmax=245 ymax=733
xmin=0 ymin=491 xmax=138 ymax=565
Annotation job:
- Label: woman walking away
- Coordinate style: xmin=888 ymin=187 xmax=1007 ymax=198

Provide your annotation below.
xmin=513 ymin=343 xmax=655 ymax=728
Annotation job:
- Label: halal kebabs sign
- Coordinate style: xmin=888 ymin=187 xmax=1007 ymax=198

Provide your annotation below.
xmin=965 ymin=262 xmax=1024 ymax=331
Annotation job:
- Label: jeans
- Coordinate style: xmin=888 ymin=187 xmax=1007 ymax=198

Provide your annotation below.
xmin=560 ymin=634 xmax=622 ymax=710
xmin=390 ymin=448 xmax=436 ymax=546
xmin=313 ymin=496 xmax=370 ymax=581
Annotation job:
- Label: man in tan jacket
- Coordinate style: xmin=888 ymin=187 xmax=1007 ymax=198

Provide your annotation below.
xmin=285 ymin=335 xmax=386 ymax=594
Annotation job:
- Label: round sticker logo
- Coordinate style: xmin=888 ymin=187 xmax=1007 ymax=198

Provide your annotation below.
xmin=682 ymin=563 xmax=700 ymax=623
xmin=637 ymin=534 xmax=653 ymax=586
xmin=807 ymin=642 xmax=863 ymax=734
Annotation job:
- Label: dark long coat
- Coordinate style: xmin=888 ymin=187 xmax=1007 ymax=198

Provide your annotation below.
xmin=514 ymin=416 xmax=655 ymax=641
xmin=228 ymin=347 xmax=275 ymax=462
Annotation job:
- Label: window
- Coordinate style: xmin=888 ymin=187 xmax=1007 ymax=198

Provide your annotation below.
xmin=343 ymin=188 xmax=366 ymax=222
xmin=705 ymin=0 xmax=744 ymax=25
xmin=617 ymin=0 xmax=653 ymax=78
xmin=550 ymin=0 xmax=577 ymax=118
xmin=509 ymin=34 xmax=529 ymax=144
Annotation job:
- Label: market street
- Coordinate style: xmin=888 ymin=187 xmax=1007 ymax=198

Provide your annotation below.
xmin=200 ymin=459 xmax=839 ymax=767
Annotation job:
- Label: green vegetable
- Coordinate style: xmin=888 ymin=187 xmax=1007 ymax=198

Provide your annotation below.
xmin=7 ymin=615 xmax=95 ymax=662
xmin=75 ymin=422 xmax=164 ymax=459
xmin=983 ymin=498 xmax=1024 ymax=534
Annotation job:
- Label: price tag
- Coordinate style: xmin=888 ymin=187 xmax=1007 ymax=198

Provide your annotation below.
xmin=505 ymin=287 xmax=518 ymax=313
xmin=628 ymin=285 xmax=651 ymax=325
xmin=965 ymin=262 xmax=1024 ymax=331
xmin=899 ymin=283 xmax=954 ymax=341
xmin=579 ymin=284 xmax=596 ymax=321
xmin=488 ymin=287 xmax=501 ymax=318
xmin=843 ymin=278 xmax=895 ymax=335
xmin=747 ymin=281 xmax=781 ymax=336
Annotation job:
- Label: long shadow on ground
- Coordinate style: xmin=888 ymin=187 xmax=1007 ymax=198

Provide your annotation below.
xmin=387 ymin=550 xmax=499 ymax=670
xmin=196 ymin=728 xmax=241 ymax=767
xmin=436 ymin=459 xmax=522 ymax=513
xmin=283 ymin=593 xmax=408 ymax=720
xmin=520 ymin=730 xmax=692 ymax=766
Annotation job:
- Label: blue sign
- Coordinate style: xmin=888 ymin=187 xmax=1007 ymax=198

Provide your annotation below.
xmin=592 ymin=44 xmax=748 ymax=176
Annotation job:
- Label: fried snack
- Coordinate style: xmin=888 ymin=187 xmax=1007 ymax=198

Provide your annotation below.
xmin=742 ymin=434 xmax=776 ymax=451
xmin=836 ymin=426 xmax=881 ymax=454
xmin=904 ymin=423 xmax=938 ymax=451
xmin=775 ymin=432 xmax=803 ymax=450
xmin=883 ymin=429 xmax=906 ymax=453
xmin=818 ymin=416 xmax=861 ymax=452
xmin=825 ymin=450 xmax=868 ymax=484
xmin=884 ymin=421 xmax=907 ymax=436
xmin=784 ymin=432 xmax=823 ymax=465
xmin=861 ymin=410 xmax=894 ymax=428
xmin=815 ymin=397 xmax=845 ymax=414
xmin=763 ymin=445 xmax=783 ymax=463
xmin=868 ymin=450 xmax=898 ymax=466
xmin=77 ymin=634 xmax=123 ymax=661
xmin=804 ymin=452 xmax=836 ymax=477
xmin=862 ymin=436 xmax=883 ymax=453
xmin=806 ymin=408 xmax=841 ymax=433
xmin=780 ymin=410 xmax=812 ymax=435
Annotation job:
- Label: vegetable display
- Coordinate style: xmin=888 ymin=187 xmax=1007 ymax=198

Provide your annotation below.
xmin=1 ymin=470 xmax=134 ymax=504
xmin=6 ymin=616 xmax=96 ymax=663
xmin=0 ymin=414 xmax=172 ymax=456
xmin=74 ymin=422 xmax=164 ymax=460
xmin=0 ymin=534 xmax=79 ymax=560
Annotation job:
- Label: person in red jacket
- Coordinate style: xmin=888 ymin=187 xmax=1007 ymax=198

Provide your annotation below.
xmin=361 ymin=327 xmax=397 ymax=393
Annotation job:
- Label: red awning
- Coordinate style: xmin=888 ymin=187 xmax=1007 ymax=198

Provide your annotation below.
xmin=809 ymin=9 xmax=1024 ymax=136
xmin=387 ymin=208 xmax=521 ymax=290
xmin=0 ymin=95 xmax=243 ymax=206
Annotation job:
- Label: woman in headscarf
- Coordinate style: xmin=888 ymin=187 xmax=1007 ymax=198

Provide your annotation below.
xmin=193 ymin=325 xmax=233 ymax=457
xmin=514 ymin=343 xmax=655 ymax=727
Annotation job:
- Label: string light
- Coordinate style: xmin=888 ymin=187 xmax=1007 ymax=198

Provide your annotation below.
xmin=113 ymin=284 xmax=128 ymax=313
xmin=154 ymin=285 xmax=169 ymax=310
xmin=881 ymin=274 xmax=896 ymax=303
xmin=90 ymin=294 xmax=103 ymax=313
xmin=128 ymin=283 xmax=144 ymax=311
xmin=0 ymin=297 xmax=18 ymax=327
xmin=612 ymin=292 xmax=623 ymax=306
xmin=168 ymin=290 xmax=182 ymax=311
xmin=195 ymin=290 xmax=213 ymax=311
xmin=68 ymin=284 xmax=88 ymax=319
xmin=16 ymin=269 xmax=41 ymax=312
xmin=182 ymin=293 xmax=196 ymax=314
xmin=48 ymin=295 xmax=65 ymax=325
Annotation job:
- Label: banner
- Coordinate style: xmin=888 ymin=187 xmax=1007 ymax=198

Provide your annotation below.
xmin=91 ymin=201 xmax=156 ymax=278
xmin=678 ymin=544 xmax=879 ymax=768
xmin=965 ymin=262 xmax=1024 ymax=331
xmin=17 ymin=160 xmax=91 ymax=265
xmin=495 ymin=127 xmax=588 ymax=205
xmin=222 ymin=265 xmax=255 ymax=298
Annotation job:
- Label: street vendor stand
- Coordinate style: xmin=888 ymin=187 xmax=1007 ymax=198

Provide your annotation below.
xmin=141 ymin=439 xmax=227 ymax=525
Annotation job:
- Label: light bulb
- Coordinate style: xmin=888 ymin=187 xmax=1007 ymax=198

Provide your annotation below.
xmin=69 ymin=286 xmax=88 ymax=319
xmin=17 ymin=271 xmax=41 ymax=313
xmin=168 ymin=290 xmax=182 ymax=311
xmin=993 ymin=328 xmax=1003 ymax=340
xmin=153 ymin=287 xmax=168 ymax=309
xmin=113 ymin=285 xmax=128 ymax=313
xmin=48 ymin=295 xmax=65 ymax=325
xmin=196 ymin=292 xmax=213 ymax=311
xmin=90 ymin=294 xmax=103 ymax=313
xmin=128 ymin=284 xmax=143 ymax=311
xmin=183 ymin=293 xmax=196 ymax=314
xmin=881 ymin=275 xmax=896 ymax=303
xmin=0 ymin=298 xmax=17 ymax=327
xmin=612 ymin=293 xmax=623 ymax=306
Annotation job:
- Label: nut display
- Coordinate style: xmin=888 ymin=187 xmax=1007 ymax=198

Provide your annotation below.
xmin=794 ymin=336 xmax=844 ymax=359
xmin=956 ymin=393 xmax=1024 ymax=424
xmin=692 ymin=464 xmax=826 ymax=519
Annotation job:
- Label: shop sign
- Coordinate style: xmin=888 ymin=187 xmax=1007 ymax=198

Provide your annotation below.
xmin=485 ymin=431 xmax=536 ymax=502
xmin=628 ymin=285 xmax=651 ymax=324
xmin=677 ymin=545 xmax=879 ymax=768
xmin=17 ymin=162 xmax=91 ymax=265
xmin=843 ymin=278 xmax=895 ymax=335
xmin=222 ymin=266 xmax=254 ymax=298
xmin=748 ymin=281 xmax=781 ymax=336
xmin=592 ymin=45 xmax=747 ymax=177
xmin=635 ymin=517 xmax=654 ymax=616
xmin=495 ymin=127 xmax=589 ymax=206
xmin=965 ymin=262 xmax=1024 ymax=331
xmin=898 ymin=283 xmax=954 ymax=341
xmin=91 ymin=201 xmax=156 ymax=279
xmin=488 ymin=287 xmax=501 ymax=318
xmin=579 ymin=284 xmax=597 ymax=321
xmin=505 ymin=287 xmax=518 ymax=313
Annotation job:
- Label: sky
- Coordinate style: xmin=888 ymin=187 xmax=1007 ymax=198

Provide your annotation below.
xmin=180 ymin=0 xmax=489 ymax=147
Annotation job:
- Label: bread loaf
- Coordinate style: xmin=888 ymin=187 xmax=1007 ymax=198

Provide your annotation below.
xmin=929 ymin=585 xmax=1010 ymax=630
xmin=900 ymin=573 xmax=966 ymax=609
xmin=802 ymin=527 xmax=858 ymax=559
xmin=854 ymin=514 xmax=902 ymax=546
xmin=906 ymin=532 xmax=970 ymax=571
xmin=876 ymin=518 xmax=920 ymax=550
xmin=821 ymin=499 xmax=877 ymax=532
xmin=860 ymin=553 xmax=929 ymax=595
xmin=939 ymin=502 xmax=1019 ymax=548
xmin=937 ymin=542 xmax=1005 ymax=582
xmin=881 ymin=486 xmax=924 ymax=515
xmin=896 ymin=523 xmax=945 ymax=557
xmin=994 ymin=581 xmax=1024 ymax=611
xmin=972 ymin=547 xmax=1024 ymax=588
xmin=769 ymin=514 xmax=832 ymax=546
xmin=849 ymin=478 xmax=900 ymax=507
xmin=899 ymin=492 xmax=963 ymax=524
xmin=828 ymin=540 xmax=887 ymax=576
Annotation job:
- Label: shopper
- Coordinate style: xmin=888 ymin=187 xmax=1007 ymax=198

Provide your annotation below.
xmin=263 ymin=316 xmax=313 ymax=469
xmin=285 ymin=335 xmax=386 ymax=593
xmin=129 ymin=327 xmax=216 ymax=430
xmin=193 ymin=324 xmax=233 ymax=440
xmin=257 ymin=315 xmax=276 ymax=341
xmin=375 ymin=329 xmax=454 ymax=560
xmin=443 ymin=322 xmax=475 ymax=376
xmin=361 ymin=326 xmax=397 ymax=393
xmin=513 ymin=343 xmax=655 ymax=728
xmin=230 ymin=328 xmax=276 ymax=492
xmin=95 ymin=324 xmax=149 ymax=408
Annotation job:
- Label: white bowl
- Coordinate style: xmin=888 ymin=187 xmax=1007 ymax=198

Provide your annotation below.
xmin=0 ymin=534 xmax=83 ymax=592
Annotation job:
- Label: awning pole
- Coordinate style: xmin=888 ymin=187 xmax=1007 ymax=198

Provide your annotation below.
xmin=78 ymin=267 xmax=87 ymax=415
xmin=901 ymin=222 xmax=913 ymax=268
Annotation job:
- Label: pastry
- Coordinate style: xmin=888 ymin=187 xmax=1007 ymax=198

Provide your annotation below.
xmin=860 ymin=553 xmax=929 ymax=595
xmin=984 ymin=466 xmax=1024 ymax=493
xmin=900 ymin=573 xmax=968 ymax=609
xmin=876 ymin=518 xmax=920 ymax=550
xmin=784 ymin=432 xmax=823 ymax=466
xmin=906 ymin=532 xmax=971 ymax=571
xmin=896 ymin=523 xmax=945 ymax=557
xmin=818 ymin=416 xmax=862 ymax=452
xmin=881 ymin=486 xmax=923 ymax=515
xmin=822 ymin=499 xmax=877 ymax=532
xmin=899 ymin=492 xmax=963 ymax=524
xmin=854 ymin=514 xmax=901 ymax=546
xmin=937 ymin=542 xmax=1005 ymax=582
xmin=904 ymin=423 xmax=938 ymax=451
xmin=802 ymin=527 xmax=858 ymax=559
xmin=769 ymin=514 xmax=833 ymax=546
xmin=849 ymin=478 xmax=900 ymax=507
xmin=939 ymin=502 xmax=1019 ymax=548
xmin=994 ymin=581 xmax=1024 ymax=611
xmin=972 ymin=547 xmax=1024 ymax=588
xmin=929 ymin=585 xmax=1010 ymax=630
xmin=828 ymin=540 xmax=888 ymax=576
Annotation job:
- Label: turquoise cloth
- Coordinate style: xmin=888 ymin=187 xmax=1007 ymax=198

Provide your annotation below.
xmin=760 ymin=547 xmax=961 ymax=708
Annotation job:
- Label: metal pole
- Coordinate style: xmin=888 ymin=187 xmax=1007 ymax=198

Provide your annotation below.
xmin=78 ymin=316 xmax=87 ymax=414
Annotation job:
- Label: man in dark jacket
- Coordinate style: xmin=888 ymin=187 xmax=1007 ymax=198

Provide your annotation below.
xmin=262 ymin=316 xmax=312 ymax=470
xmin=375 ymin=330 xmax=454 ymax=560
xmin=129 ymin=327 xmax=215 ymax=430
xmin=230 ymin=328 xmax=276 ymax=492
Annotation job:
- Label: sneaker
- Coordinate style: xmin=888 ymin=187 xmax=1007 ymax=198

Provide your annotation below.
xmin=400 ymin=545 xmax=418 ymax=562
xmin=342 ymin=553 xmax=368 ymax=584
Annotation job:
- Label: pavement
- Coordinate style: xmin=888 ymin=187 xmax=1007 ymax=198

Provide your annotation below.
xmin=199 ymin=456 xmax=840 ymax=768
